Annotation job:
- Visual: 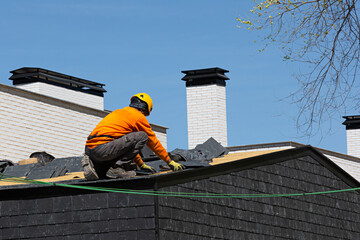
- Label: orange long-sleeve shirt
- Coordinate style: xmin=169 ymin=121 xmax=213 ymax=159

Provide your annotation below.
xmin=86 ymin=107 xmax=170 ymax=166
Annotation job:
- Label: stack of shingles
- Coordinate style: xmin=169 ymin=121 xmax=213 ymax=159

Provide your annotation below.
xmin=146 ymin=137 xmax=228 ymax=171
xmin=1 ymin=161 xmax=36 ymax=178
xmin=2 ymin=156 xmax=83 ymax=180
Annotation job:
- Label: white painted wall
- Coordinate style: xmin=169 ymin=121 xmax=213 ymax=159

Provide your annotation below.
xmin=186 ymin=84 xmax=227 ymax=149
xmin=16 ymin=82 xmax=104 ymax=110
xmin=346 ymin=129 xmax=360 ymax=158
xmin=324 ymin=154 xmax=360 ymax=182
xmin=156 ymin=132 xmax=167 ymax=151
xmin=0 ymin=84 xmax=167 ymax=162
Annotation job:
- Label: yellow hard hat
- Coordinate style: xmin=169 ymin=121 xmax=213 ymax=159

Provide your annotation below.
xmin=131 ymin=93 xmax=153 ymax=116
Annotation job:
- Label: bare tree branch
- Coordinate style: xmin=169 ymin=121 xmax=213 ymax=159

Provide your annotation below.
xmin=238 ymin=0 xmax=360 ymax=136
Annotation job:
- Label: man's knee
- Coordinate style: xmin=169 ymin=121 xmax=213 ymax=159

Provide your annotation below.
xmin=127 ymin=131 xmax=148 ymax=144
xmin=137 ymin=131 xmax=148 ymax=143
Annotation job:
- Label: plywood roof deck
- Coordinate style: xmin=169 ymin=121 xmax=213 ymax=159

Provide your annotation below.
xmin=0 ymin=149 xmax=286 ymax=187
xmin=211 ymin=149 xmax=284 ymax=165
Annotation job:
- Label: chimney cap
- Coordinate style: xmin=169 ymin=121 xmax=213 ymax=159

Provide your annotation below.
xmin=342 ymin=115 xmax=360 ymax=129
xmin=9 ymin=67 xmax=106 ymax=96
xmin=181 ymin=67 xmax=229 ymax=87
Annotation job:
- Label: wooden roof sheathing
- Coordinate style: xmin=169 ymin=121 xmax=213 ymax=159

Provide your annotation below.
xmin=211 ymin=149 xmax=284 ymax=165
xmin=0 ymin=150 xmax=285 ymax=187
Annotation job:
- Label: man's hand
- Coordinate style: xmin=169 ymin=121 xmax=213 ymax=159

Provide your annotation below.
xmin=140 ymin=163 xmax=157 ymax=173
xmin=168 ymin=160 xmax=185 ymax=171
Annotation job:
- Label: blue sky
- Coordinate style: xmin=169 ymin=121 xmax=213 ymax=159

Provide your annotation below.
xmin=0 ymin=0 xmax=349 ymax=153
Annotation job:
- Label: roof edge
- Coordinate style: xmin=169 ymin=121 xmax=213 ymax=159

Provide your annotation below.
xmin=2 ymin=146 xmax=359 ymax=199
xmin=0 ymin=83 xmax=108 ymax=118
xmin=155 ymin=146 xmax=360 ymax=189
xmin=227 ymin=141 xmax=360 ymax=163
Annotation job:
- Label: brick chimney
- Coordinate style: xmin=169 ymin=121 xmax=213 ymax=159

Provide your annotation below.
xmin=182 ymin=67 xmax=229 ymax=149
xmin=9 ymin=67 xmax=106 ymax=110
xmin=343 ymin=115 xmax=360 ymax=158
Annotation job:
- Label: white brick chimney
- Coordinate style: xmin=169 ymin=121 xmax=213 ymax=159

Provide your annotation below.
xmin=343 ymin=115 xmax=360 ymax=158
xmin=182 ymin=67 xmax=229 ymax=149
xmin=9 ymin=68 xmax=106 ymax=110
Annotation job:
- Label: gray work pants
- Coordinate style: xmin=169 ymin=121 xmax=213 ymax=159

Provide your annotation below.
xmin=85 ymin=131 xmax=148 ymax=176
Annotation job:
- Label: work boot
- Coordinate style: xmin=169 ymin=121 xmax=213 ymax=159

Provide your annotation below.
xmin=81 ymin=154 xmax=99 ymax=180
xmin=106 ymin=166 xmax=136 ymax=179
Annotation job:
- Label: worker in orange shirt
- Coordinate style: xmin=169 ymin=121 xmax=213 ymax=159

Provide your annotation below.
xmin=82 ymin=93 xmax=184 ymax=180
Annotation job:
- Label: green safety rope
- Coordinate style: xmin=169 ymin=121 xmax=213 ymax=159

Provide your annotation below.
xmin=1 ymin=173 xmax=360 ymax=198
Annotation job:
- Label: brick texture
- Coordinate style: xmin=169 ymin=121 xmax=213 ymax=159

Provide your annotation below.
xmin=186 ymin=84 xmax=227 ymax=149
xmin=346 ymin=129 xmax=360 ymax=158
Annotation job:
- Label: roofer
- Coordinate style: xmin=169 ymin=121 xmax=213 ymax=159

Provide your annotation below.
xmin=82 ymin=93 xmax=184 ymax=180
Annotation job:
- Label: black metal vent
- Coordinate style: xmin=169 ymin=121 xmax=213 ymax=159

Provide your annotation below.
xmin=9 ymin=67 xmax=107 ymax=97
xmin=343 ymin=115 xmax=360 ymax=130
xmin=181 ymin=67 xmax=229 ymax=87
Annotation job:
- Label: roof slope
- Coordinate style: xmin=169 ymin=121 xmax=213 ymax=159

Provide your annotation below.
xmin=1 ymin=146 xmax=360 ymax=239
xmin=156 ymin=148 xmax=360 ymax=239
xmin=0 ymin=146 xmax=359 ymax=196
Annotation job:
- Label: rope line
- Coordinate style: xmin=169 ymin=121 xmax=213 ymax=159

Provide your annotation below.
xmin=1 ymin=173 xmax=359 ymax=198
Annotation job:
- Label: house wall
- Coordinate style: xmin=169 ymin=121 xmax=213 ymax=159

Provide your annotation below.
xmin=346 ymin=129 xmax=360 ymax=158
xmin=0 ymin=84 xmax=167 ymax=162
xmin=157 ymin=133 xmax=167 ymax=150
xmin=186 ymin=84 xmax=227 ymax=149
xmin=1 ymin=152 xmax=360 ymax=239
xmin=324 ymin=154 xmax=360 ymax=182
xmin=0 ymin=191 xmax=156 ymax=239
xmin=16 ymin=82 xmax=104 ymax=110
xmin=150 ymin=125 xmax=167 ymax=152
xmin=228 ymin=142 xmax=360 ymax=183
xmin=157 ymin=156 xmax=360 ymax=239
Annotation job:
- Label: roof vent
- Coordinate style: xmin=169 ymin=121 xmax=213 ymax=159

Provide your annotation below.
xmin=181 ymin=67 xmax=229 ymax=87
xmin=9 ymin=67 xmax=106 ymax=110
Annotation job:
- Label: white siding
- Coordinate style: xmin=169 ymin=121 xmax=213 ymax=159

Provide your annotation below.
xmin=16 ymin=82 xmax=104 ymax=110
xmin=0 ymin=84 xmax=167 ymax=162
xmin=156 ymin=132 xmax=167 ymax=150
xmin=346 ymin=129 xmax=360 ymax=158
xmin=186 ymin=84 xmax=227 ymax=149
xmin=325 ymin=154 xmax=360 ymax=182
